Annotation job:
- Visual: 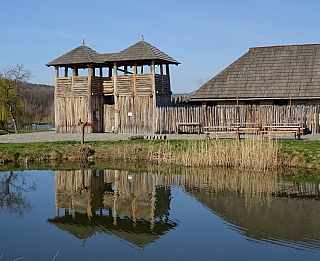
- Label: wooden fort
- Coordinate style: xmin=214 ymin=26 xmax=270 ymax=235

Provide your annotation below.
xmin=46 ymin=37 xmax=180 ymax=134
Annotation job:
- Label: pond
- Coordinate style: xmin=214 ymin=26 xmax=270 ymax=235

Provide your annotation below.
xmin=0 ymin=168 xmax=320 ymax=261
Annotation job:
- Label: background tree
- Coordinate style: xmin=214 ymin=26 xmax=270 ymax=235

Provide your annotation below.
xmin=19 ymin=83 xmax=54 ymax=125
xmin=0 ymin=171 xmax=37 ymax=218
xmin=0 ymin=64 xmax=32 ymax=133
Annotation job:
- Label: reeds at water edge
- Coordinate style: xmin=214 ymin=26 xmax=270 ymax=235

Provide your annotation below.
xmin=151 ymin=139 xmax=280 ymax=172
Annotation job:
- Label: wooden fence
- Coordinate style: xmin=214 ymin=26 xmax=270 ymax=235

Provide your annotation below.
xmin=156 ymin=105 xmax=320 ymax=134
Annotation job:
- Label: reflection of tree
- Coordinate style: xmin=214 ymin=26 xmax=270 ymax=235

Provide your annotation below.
xmin=0 ymin=171 xmax=37 ymax=217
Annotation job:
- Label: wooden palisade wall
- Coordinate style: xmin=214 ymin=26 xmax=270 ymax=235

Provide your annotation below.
xmin=156 ymin=105 xmax=320 ymax=134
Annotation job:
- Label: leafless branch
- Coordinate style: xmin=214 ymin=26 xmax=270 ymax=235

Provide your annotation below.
xmin=12 ymin=257 xmax=24 ymax=261
xmin=52 ymin=249 xmax=60 ymax=261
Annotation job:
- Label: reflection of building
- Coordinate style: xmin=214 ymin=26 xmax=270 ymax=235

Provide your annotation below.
xmin=183 ymin=174 xmax=320 ymax=251
xmin=48 ymin=168 xmax=320 ymax=251
xmin=48 ymin=170 xmax=177 ymax=249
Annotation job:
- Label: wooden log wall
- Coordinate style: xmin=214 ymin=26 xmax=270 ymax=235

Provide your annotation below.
xmin=102 ymin=75 xmax=154 ymax=134
xmin=55 ymin=76 xmax=105 ymax=133
xmin=103 ymin=96 xmax=153 ymax=134
xmin=56 ymin=77 xmax=71 ymax=95
xmin=118 ymin=95 xmax=153 ymax=133
xmin=73 ymin=76 xmax=88 ymax=95
xmin=156 ymin=105 xmax=320 ymax=134
xmin=102 ymin=74 xmax=170 ymax=97
xmin=102 ymin=77 xmax=113 ymax=95
xmin=91 ymin=76 xmax=103 ymax=94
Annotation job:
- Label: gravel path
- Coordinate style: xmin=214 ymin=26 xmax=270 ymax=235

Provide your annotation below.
xmin=0 ymin=131 xmax=207 ymax=143
xmin=0 ymin=131 xmax=320 ymax=143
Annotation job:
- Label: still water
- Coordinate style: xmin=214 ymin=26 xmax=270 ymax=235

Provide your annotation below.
xmin=0 ymin=168 xmax=320 ymax=261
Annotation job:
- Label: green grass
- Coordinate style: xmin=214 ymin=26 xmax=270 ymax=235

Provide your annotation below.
xmin=1 ymin=139 xmax=320 ymax=172
xmin=279 ymin=140 xmax=320 ymax=169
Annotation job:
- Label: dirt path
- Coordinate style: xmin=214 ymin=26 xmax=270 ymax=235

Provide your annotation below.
xmin=1 ymin=131 xmax=320 ymax=143
xmin=0 ymin=131 xmax=207 ymax=143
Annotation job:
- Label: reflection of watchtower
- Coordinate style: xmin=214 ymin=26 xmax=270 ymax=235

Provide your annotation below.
xmin=46 ymin=37 xmax=179 ymax=134
xmin=103 ymin=170 xmax=171 ymax=229
xmin=49 ymin=169 xmax=176 ymax=248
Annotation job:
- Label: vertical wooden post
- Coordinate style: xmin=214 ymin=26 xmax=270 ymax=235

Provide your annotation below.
xmin=64 ymin=67 xmax=68 ymax=77
xmin=113 ymin=170 xmax=120 ymax=226
xmin=166 ymin=64 xmax=171 ymax=102
xmin=88 ymin=66 xmax=93 ymax=125
xmin=113 ymin=62 xmax=119 ymax=133
xmin=100 ymin=67 xmax=103 ymax=77
xmin=160 ymin=64 xmax=164 ymax=104
xmin=133 ymin=63 xmax=137 ymax=127
xmin=54 ymin=66 xmax=59 ymax=133
xmin=108 ymin=66 xmax=112 ymax=77
xmin=71 ymin=67 xmax=76 ymax=133
xmin=79 ymin=119 xmax=87 ymax=145
xmin=151 ymin=60 xmax=156 ymax=134
xmin=166 ymin=64 xmax=170 ymax=77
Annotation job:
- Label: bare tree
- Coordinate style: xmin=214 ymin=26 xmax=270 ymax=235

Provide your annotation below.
xmin=0 ymin=64 xmax=32 ymax=133
xmin=195 ymin=77 xmax=210 ymax=87
xmin=0 ymin=171 xmax=37 ymax=218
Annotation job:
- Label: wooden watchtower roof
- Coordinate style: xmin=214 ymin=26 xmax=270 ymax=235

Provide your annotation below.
xmin=46 ymin=39 xmax=179 ymax=67
xmin=105 ymin=39 xmax=180 ymax=66
xmin=46 ymin=40 xmax=114 ymax=68
xmin=189 ymin=44 xmax=320 ymax=102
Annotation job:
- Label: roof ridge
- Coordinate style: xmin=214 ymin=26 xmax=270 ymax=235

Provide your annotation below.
xmin=142 ymin=41 xmax=158 ymax=58
xmin=83 ymin=45 xmax=98 ymax=63
xmin=249 ymin=43 xmax=320 ymax=50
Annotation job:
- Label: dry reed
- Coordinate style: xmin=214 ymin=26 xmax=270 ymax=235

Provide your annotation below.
xmin=175 ymin=167 xmax=279 ymax=205
xmin=153 ymin=139 xmax=279 ymax=172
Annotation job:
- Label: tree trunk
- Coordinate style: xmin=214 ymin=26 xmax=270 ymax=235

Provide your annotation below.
xmin=8 ymin=104 xmax=18 ymax=133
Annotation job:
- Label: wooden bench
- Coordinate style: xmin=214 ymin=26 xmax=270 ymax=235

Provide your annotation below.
xmin=175 ymin=122 xmax=202 ymax=134
xmin=230 ymin=123 xmax=261 ymax=135
xmin=261 ymin=124 xmax=302 ymax=140
xmin=260 ymin=130 xmax=299 ymax=140
xmin=270 ymin=123 xmax=304 ymax=135
xmin=204 ymin=126 xmax=240 ymax=140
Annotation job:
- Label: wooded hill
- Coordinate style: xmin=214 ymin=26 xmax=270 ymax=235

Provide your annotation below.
xmin=19 ymin=83 xmax=54 ymax=124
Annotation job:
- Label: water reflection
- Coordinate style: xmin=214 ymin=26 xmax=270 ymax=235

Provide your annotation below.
xmin=46 ymin=167 xmax=320 ymax=253
xmin=0 ymin=171 xmax=37 ymax=217
xmin=48 ymin=169 xmax=177 ymax=249
xmin=180 ymin=168 xmax=320 ymax=251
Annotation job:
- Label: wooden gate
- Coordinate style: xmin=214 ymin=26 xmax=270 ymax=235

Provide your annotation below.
xmin=103 ymin=105 xmax=115 ymax=132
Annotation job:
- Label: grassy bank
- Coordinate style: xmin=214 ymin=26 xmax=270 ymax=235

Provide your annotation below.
xmin=1 ymin=138 xmax=315 ymax=171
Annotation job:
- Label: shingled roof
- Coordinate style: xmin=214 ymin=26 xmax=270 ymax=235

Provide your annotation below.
xmin=105 ymin=39 xmax=180 ymax=65
xmin=46 ymin=39 xmax=179 ymax=67
xmin=189 ymin=44 xmax=320 ymax=102
xmin=46 ymin=41 xmax=112 ymax=67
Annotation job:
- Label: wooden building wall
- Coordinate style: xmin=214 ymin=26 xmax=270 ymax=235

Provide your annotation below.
xmin=55 ymin=76 xmax=103 ymax=133
xmin=55 ymin=70 xmax=171 ymax=134
xmin=102 ymin=74 xmax=171 ymax=133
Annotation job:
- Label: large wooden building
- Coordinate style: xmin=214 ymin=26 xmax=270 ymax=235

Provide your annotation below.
xmin=46 ymin=38 xmax=179 ymax=134
xmin=188 ymin=44 xmax=320 ymax=106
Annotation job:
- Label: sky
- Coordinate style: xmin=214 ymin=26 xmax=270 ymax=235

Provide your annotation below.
xmin=1 ymin=0 xmax=320 ymax=94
